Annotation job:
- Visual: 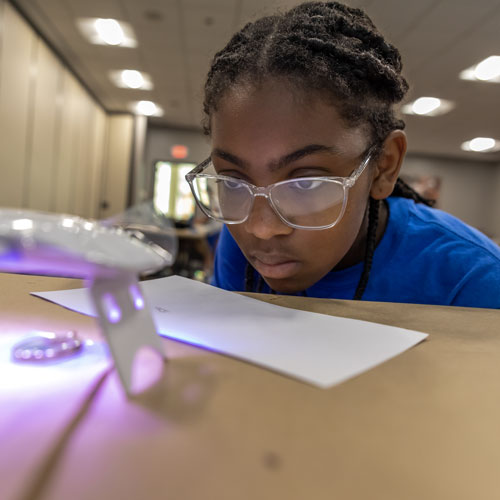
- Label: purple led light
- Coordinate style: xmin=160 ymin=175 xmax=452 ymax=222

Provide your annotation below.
xmin=129 ymin=284 xmax=145 ymax=310
xmin=108 ymin=309 xmax=121 ymax=323
xmin=102 ymin=293 xmax=122 ymax=323
xmin=11 ymin=332 xmax=82 ymax=363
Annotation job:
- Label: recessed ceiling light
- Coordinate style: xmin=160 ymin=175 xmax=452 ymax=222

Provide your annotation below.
xmin=121 ymin=70 xmax=143 ymax=88
xmin=459 ymin=55 xmax=500 ymax=83
xmin=132 ymin=100 xmax=163 ymax=117
xmin=412 ymin=97 xmax=441 ymax=115
xmin=402 ymin=97 xmax=454 ymax=116
xmin=110 ymin=70 xmax=153 ymax=90
xmin=474 ymin=56 xmax=500 ymax=81
xmin=95 ymin=19 xmax=124 ymax=45
xmin=461 ymin=137 xmax=500 ymax=153
xmin=77 ymin=18 xmax=137 ymax=48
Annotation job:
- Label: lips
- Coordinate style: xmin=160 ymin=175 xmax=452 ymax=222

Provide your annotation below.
xmin=250 ymin=252 xmax=300 ymax=280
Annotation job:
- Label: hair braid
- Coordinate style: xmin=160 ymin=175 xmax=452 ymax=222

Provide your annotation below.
xmin=245 ymin=262 xmax=256 ymax=291
xmin=392 ymin=178 xmax=435 ymax=207
xmin=244 ymin=263 xmax=269 ymax=293
xmin=353 ymin=197 xmax=380 ymax=300
xmin=353 ymin=182 xmax=431 ymax=300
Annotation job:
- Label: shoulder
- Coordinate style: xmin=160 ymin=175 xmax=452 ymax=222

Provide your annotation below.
xmin=388 ymin=196 xmax=500 ymax=259
xmin=211 ymin=225 xmax=247 ymax=291
xmin=382 ymin=197 xmax=500 ymax=308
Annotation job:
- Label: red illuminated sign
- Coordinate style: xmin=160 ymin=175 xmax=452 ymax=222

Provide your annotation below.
xmin=171 ymin=144 xmax=188 ymax=159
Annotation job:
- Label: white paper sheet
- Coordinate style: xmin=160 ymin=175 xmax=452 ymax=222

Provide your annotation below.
xmin=33 ymin=275 xmax=428 ymax=388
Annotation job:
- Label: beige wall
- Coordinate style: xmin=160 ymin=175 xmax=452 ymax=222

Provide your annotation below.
xmin=0 ymin=1 xmax=133 ymax=219
xmin=490 ymin=168 xmax=500 ymax=243
xmin=144 ymin=125 xmax=210 ymax=197
xmin=402 ymin=155 xmax=500 ymax=239
xmin=99 ymin=114 xmax=134 ymax=220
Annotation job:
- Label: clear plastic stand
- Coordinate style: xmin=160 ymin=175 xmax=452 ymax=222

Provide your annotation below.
xmin=0 ymin=206 xmax=176 ymax=396
xmin=89 ymin=271 xmax=166 ymax=395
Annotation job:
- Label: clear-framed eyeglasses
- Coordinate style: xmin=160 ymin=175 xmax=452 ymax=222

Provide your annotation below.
xmin=185 ymin=148 xmax=374 ymax=230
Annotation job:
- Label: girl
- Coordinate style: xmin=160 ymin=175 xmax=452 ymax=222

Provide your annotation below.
xmin=186 ymin=1 xmax=500 ymax=308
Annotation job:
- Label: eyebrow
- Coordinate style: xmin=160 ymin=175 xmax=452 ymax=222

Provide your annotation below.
xmin=212 ymin=144 xmax=342 ymax=171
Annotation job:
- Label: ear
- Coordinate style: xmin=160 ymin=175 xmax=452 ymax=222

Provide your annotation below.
xmin=369 ymin=130 xmax=407 ymax=200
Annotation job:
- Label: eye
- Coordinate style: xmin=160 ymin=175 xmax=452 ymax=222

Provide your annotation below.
xmin=291 ymin=178 xmax=323 ymax=191
xmin=218 ymin=178 xmax=246 ymax=190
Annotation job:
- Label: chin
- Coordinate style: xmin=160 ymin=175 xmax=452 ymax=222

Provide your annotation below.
xmin=263 ymin=276 xmax=307 ymax=295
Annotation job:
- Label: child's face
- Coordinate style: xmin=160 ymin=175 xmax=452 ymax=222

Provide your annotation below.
xmin=211 ymin=79 xmax=375 ymax=293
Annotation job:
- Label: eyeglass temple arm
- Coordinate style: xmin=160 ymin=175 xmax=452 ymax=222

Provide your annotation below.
xmin=184 ymin=159 xmax=215 ymax=218
xmin=185 ymin=158 xmax=211 ymax=180
xmin=347 ymin=147 xmax=377 ymax=185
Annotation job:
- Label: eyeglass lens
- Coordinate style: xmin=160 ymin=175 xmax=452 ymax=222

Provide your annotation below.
xmin=190 ymin=176 xmax=346 ymax=228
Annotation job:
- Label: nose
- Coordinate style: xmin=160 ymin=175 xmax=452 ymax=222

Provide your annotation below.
xmin=244 ymin=195 xmax=293 ymax=239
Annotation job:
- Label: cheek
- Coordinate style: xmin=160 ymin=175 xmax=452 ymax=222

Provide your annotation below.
xmin=227 ymin=224 xmax=242 ymax=240
xmin=337 ymin=193 xmax=368 ymax=240
xmin=339 ymin=172 xmax=373 ymax=234
xmin=301 ymin=188 xmax=370 ymax=269
xmin=302 ymin=225 xmax=354 ymax=267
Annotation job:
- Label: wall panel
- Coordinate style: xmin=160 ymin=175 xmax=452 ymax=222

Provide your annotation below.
xmin=25 ymin=39 xmax=62 ymax=211
xmin=88 ymin=106 xmax=107 ymax=219
xmin=73 ymin=85 xmax=92 ymax=217
xmin=0 ymin=2 xmax=35 ymax=207
xmin=100 ymin=115 xmax=134 ymax=219
xmin=53 ymin=71 xmax=80 ymax=214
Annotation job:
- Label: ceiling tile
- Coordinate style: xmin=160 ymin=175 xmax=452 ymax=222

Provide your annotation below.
xmin=11 ymin=0 xmax=500 ymax=159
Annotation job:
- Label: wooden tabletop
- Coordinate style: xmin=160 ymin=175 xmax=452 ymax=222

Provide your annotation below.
xmin=1 ymin=273 xmax=499 ymax=500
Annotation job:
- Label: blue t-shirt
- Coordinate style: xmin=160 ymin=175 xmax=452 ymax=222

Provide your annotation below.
xmin=211 ymin=197 xmax=500 ymax=308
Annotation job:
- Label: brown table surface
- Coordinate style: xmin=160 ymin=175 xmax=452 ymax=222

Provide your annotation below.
xmin=1 ymin=272 xmax=499 ymax=500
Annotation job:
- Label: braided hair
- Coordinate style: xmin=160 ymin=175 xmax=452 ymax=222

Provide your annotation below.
xmin=203 ymin=1 xmax=431 ymax=299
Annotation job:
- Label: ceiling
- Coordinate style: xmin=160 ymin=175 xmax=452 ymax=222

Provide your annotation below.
xmin=11 ymin=0 xmax=500 ymax=162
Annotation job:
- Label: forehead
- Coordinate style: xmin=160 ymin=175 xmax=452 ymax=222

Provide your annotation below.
xmin=210 ymin=79 xmax=368 ymax=156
